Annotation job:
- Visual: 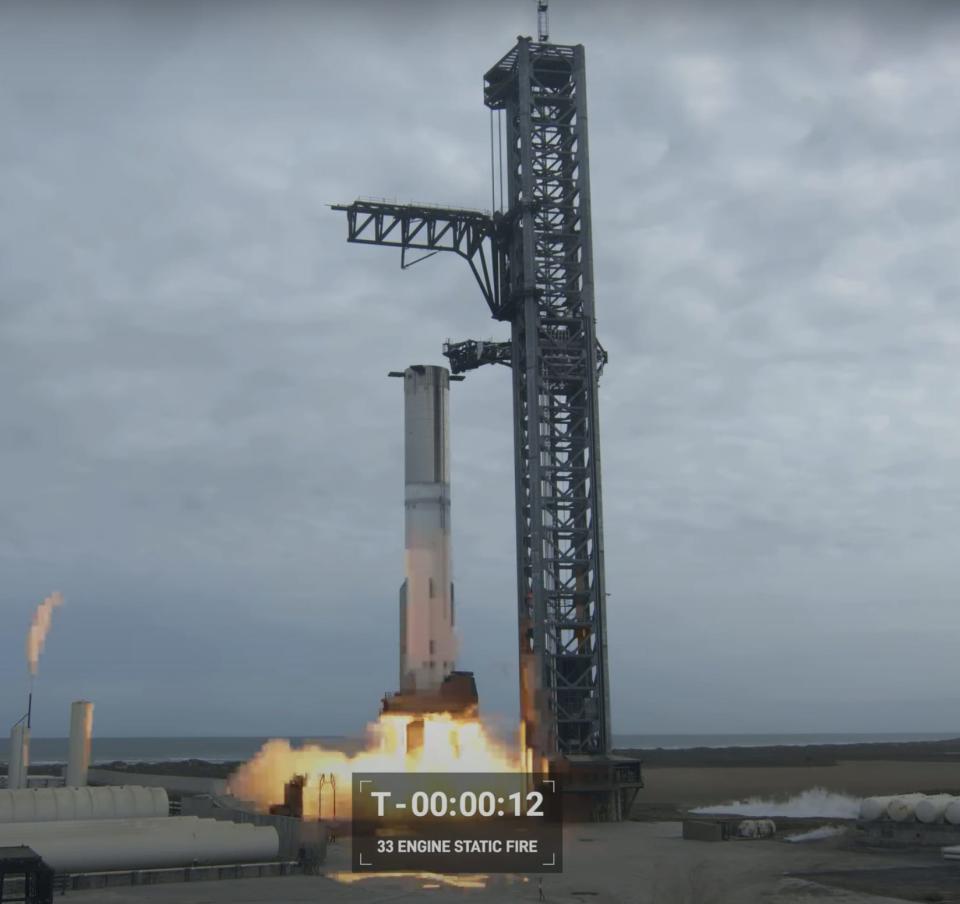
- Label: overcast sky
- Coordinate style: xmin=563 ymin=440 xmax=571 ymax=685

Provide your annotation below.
xmin=2 ymin=0 xmax=959 ymax=739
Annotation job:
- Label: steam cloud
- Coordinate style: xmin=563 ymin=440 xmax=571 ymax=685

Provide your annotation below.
xmin=691 ymin=787 xmax=862 ymax=819
xmin=26 ymin=591 xmax=64 ymax=675
xmin=227 ymin=713 xmax=518 ymax=819
xmin=784 ymin=825 xmax=848 ymax=843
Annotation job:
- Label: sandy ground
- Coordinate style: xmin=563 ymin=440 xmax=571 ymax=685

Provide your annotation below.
xmin=63 ymin=821 xmax=945 ymax=903
xmin=39 ymin=742 xmax=960 ymax=902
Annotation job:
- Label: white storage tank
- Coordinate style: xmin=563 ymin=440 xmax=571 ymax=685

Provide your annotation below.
xmin=860 ymin=796 xmax=895 ymax=821
xmin=887 ymin=794 xmax=925 ymax=822
xmin=0 ymin=816 xmax=278 ymax=872
xmin=0 ymin=786 xmax=168 ymax=823
xmin=916 ymin=795 xmax=954 ymax=824
xmin=944 ymin=799 xmax=960 ymax=825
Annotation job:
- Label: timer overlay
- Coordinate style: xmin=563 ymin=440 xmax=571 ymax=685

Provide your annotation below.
xmin=353 ymin=772 xmax=563 ymax=873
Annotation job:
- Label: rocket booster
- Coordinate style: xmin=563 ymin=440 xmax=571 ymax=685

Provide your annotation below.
xmin=396 ymin=365 xmax=457 ymax=693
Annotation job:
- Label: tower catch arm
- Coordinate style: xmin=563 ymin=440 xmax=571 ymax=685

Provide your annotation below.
xmin=332 ymin=200 xmax=506 ymax=319
xmin=444 ymin=338 xmax=609 ymax=376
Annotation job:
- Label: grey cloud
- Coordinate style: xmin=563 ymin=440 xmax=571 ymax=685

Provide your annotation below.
xmin=2 ymin=0 xmax=959 ymax=737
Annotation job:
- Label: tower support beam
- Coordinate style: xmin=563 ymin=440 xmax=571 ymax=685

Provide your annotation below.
xmin=331 ymin=200 xmax=505 ymax=317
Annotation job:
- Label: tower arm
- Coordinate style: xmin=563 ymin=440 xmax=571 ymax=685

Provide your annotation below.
xmin=443 ymin=338 xmax=609 ymax=376
xmin=331 ymin=200 xmax=504 ymax=318
xmin=442 ymin=339 xmax=512 ymax=374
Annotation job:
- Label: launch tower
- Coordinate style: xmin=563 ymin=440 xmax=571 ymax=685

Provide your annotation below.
xmin=335 ymin=33 xmax=641 ymax=819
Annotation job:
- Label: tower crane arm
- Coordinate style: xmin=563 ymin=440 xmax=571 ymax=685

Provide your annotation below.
xmin=443 ymin=337 xmax=609 ymax=377
xmin=332 ymin=200 xmax=505 ymax=318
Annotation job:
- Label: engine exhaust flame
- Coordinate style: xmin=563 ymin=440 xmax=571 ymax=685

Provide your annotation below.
xmin=227 ymin=712 xmax=519 ymax=819
xmin=329 ymin=871 xmax=489 ymax=889
xmin=26 ymin=592 xmax=64 ymax=676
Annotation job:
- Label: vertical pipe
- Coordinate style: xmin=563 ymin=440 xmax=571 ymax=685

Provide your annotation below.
xmin=490 ymin=110 xmax=497 ymax=216
xmin=489 ymin=108 xmax=496 ymax=213
xmin=66 ymin=701 xmax=94 ymax=788
xmin=498 ymin=110 xmax=504 ymax=212
xmin=516 ymin=36 xmax=552 ymax=762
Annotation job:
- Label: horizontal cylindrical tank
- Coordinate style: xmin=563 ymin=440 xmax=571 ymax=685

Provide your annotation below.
xmin=945 ymin=799 xmax=960 ymax=826
xmin=0 ymin=816 xmax=278 ymax=872
xmin=859 ymin=796 xmax=896 ymax=821
xmin=916 ymin=795 xmax=954 ymax=824
xmin=887 ymin=794 xmax=925 ymax=822
xmin=0 ymin=786 xmax=168 ymax=823
xmin=0 ymin=816 xmax=198 ymax=840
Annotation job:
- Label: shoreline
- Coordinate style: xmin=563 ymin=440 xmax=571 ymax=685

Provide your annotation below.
xmin=619 ymin=735 xmax=960 ymax=767
xmin=15 ymin=735 xmax=960 ymax=770
xmin=9 ymin=735 xmax=960 ymax=771
xmin=14 ymin=738 xmax=960 ymax=799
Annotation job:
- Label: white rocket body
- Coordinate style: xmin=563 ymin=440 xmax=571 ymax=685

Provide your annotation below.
xmin=399 ymin=365 xmax=456 ymax=693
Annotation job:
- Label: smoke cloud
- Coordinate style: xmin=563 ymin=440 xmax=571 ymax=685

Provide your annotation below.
xmin=691 ymin=788 xmax=862 ymax=819
xmin=784 ymin=825 xmax=848 ymax=843
xmin=26 ymin=591 xmax=64 ymax=676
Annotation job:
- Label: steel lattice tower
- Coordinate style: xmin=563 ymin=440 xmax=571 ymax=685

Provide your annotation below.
xmin=485 ymin=38 xmax=608 ymax=761
xmin=335 ymin=35 xmax=641 ymax=819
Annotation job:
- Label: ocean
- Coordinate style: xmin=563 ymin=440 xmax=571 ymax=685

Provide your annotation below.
xmin=1 ymin=732 xmax=956 ymax=766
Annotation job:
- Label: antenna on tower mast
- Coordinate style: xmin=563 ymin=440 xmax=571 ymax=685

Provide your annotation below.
xmin=537 ymin=0 xmax=549 ymax=42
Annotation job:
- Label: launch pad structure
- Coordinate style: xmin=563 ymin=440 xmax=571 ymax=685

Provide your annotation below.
xmin=334 ymin=33 xmax=641 ymax=820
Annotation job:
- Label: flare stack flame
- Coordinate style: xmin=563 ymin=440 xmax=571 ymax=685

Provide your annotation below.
xmin=26 ymin=591 xmax=64 ymax=676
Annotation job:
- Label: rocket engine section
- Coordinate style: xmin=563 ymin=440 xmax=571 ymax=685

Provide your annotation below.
xmin=398 ymin=365 xmax=457 ymax=693
xmin=385 ymin=365 xmax=477 ymax=724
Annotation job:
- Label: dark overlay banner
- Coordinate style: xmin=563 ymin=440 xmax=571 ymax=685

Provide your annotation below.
xmin=351 ymin=771 xmax=563 ymax=873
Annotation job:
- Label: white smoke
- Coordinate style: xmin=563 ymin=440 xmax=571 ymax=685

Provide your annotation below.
xmin=784 ymin=825 xmax=848 ymax=843
xmin=691 ymin=787 xmax=861 ymax=819
xmin=26 ymin=591 xmax=64 ymax=675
